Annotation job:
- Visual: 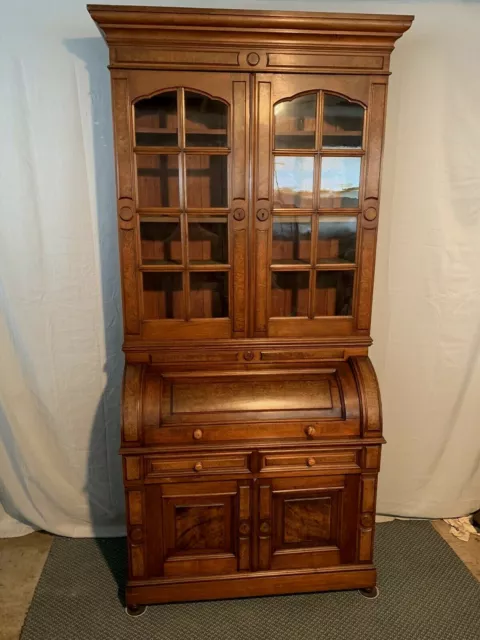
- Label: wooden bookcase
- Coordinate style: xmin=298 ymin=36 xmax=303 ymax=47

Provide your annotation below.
xmin=88 ymin=5 xmax=413 ymax=612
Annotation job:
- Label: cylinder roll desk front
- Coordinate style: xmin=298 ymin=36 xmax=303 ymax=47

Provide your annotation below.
xmin=88 ymin=4 xmax=413 ymax=610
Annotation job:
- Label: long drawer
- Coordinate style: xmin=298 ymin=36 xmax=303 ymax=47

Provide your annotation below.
xmin=144 ymin=420 xmax=359 ymax=446
xmin=145 ymin=452 xmax=251 ymax=478
xmin=259 ymin=448 xmax=361 ymax=473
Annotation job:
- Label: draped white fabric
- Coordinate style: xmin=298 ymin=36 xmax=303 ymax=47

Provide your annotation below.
xmin=1 ymin=0 xmax=479 ymax=538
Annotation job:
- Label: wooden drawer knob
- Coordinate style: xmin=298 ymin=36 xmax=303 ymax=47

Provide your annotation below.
xmin=307 ymin=457 xmax=316 ymax=467
xmin=194 ymin=461 xmax=203 ymax=472
xmin=193 ymin=429 xmax=203 ymax=440
xmin=306 ymin=425 xmax=316 ymax=437
xmin=260 ymin=521 xmax=270 ymax=535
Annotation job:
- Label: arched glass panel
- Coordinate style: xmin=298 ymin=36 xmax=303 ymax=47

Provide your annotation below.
xmin=274 ymin=93 xmax=317 ymax=150
xmin=185 ymin=92 xmax=228 ymax=147
xmin=322 ymin=94 xmax=364 ymax=149
xmin=135 ymin=91 xmax=178 ymax=147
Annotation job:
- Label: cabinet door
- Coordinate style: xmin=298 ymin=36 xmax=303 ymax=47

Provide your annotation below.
xmin=257 ymin=475 xmax=359 ymax=571
xmin=145 ymin=480 xmax=252 ymax=578
xmin=252 ymin=74 xmax=386 ymax=338
xmin=113 ymin=71 xmax=250 ymax=340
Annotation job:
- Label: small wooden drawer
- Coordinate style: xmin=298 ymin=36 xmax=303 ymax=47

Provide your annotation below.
xmin=259 ymin=448 xmax=360 ymax=473
xmin=145 ymin=453 xmax=251 ymax=478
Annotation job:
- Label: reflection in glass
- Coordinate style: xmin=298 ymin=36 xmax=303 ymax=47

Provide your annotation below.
xmin=319 ymin=157 xmax=361 ymax=208
xmin=190 ymin=272 xmax=228 ymax=318
xmin=135 ymin=91 xmax=178 ymax=147
xmin=315 ymin=271 xmax=354 ymax=316
xmin=272 ymin=216 xmax=311 ymax=264
xmin=274 ymin=156 xmax=314 ymax=209
xmin=143 ymin=272 xmax=184 ymax=319
xmin=317 ymin=217 xmax=357 ymax=264
xmin=188 ymin=217 xmax=228 ymax=264
xmin=186 ymin=155 xmax=228 ymax=208
xmin=140 ymin=218 xmax=182 ymax=265
xmin=274 ymin=94 xmax=317 ymax=150
xmin=322 ymin=94 xmax=364 ymax=149
xmin=137 ymin=154 xmax=180 ymax=208
xmin=185 ymin=92 xmax=228 ymax=147
xmin=271 ymin=271 xmax=310 ymax=317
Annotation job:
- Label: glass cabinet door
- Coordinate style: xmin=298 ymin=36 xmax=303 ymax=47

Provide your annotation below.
xmin=131 ymin=73 xmax=249 ymax=339
xmin=254 ymin=75 xmax=368 ymax=338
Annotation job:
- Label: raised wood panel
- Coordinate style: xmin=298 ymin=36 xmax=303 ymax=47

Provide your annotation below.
xmin=159 ymin=370 xmax=343 ymax=425
xmin=264 ymin=474 xmax=360 ymax=571
xmin=356 ymin=82 xmax=387 ymax=331
xmin=258 ymin=482 xmax=272 ymax=570
xmin=238 ymin=482 xmax=252 ymax=570
xmin=172 ymin=379 xmax=332 ymax=413
xmin=283 ymin=496 xmax=333 ymax=544
xmin=267 ymin=52 xmax=386 ymax=71
xmin=110 ymin=76 xmax=140 ymax=335
xmin=359 ymin=475 xmax=377 ymax=562
xmin=122 ymin=365 xmax=143 ymax=444
xmin=124 ymin=456 xmax=141 ymax=481
xmin=128 ymin=491 xmax=143 ymax=525
xmin=145 ymin=480 xmax=252 ymax=578
xmin=364 ymin=446 xmax=381 ymax=470
xmin=254 ymin=229 xmax=269 ymax=334
xmin=232 ymin=81 xmax=248 ymax=201
xmin=233 ymin=228 xmax=247 ymax=334
xmin=260 ymin=349 xmax=345 ymax=361
xmin=130 ymin=545 xmax=145 ymax=578
xmin=116 ymin=48 xmax=241 ymax=67
xmin=142 ymin=319 xmax=232 ymax=341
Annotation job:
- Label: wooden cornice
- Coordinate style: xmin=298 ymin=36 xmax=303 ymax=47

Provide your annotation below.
xmin=88 ymin=5 xmax=414 ymax=74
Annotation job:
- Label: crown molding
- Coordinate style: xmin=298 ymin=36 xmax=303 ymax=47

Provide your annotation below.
xmin=88 ymin=5 xmax=414 ymax=73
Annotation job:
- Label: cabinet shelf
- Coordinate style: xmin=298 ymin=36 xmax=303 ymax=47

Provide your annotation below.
xmin=140 ymin=263 xmax=231 ymax=272
xmin=136 ymin=127 xmax=228 ymax=136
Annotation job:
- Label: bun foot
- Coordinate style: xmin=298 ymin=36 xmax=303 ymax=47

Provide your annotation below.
xmin=358 ymin=586 xmax=379 ymax=599
xmin=125 ymin=604 xmax=147 ymax=617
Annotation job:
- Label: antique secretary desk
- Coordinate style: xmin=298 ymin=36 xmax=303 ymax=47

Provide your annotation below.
xmin=88 ymin=5 xmax=413 ymax=613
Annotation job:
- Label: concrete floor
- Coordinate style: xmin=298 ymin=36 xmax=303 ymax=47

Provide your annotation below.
xmin=0 ymin=532 xmax=52 ymax=640
xmin=0 ymin=522 xmax=479 ymax=640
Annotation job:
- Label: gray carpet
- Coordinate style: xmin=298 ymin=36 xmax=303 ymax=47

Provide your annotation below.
xmin=21 ymin=521 xmax=480 ymax=640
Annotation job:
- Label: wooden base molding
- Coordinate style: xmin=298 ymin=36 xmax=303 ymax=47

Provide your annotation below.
xmin=127 ymin=567 xmax=376 ymax=606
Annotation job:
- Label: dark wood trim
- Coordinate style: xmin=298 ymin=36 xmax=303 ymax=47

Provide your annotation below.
xmin=88 ymin=6 xmax=413 ymax=73
xmin=126 ymin=565 xmax=376 ymax=604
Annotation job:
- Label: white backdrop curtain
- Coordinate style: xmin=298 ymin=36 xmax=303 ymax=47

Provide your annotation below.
xmin=1 ymin=0 xmax=480 ymax=538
